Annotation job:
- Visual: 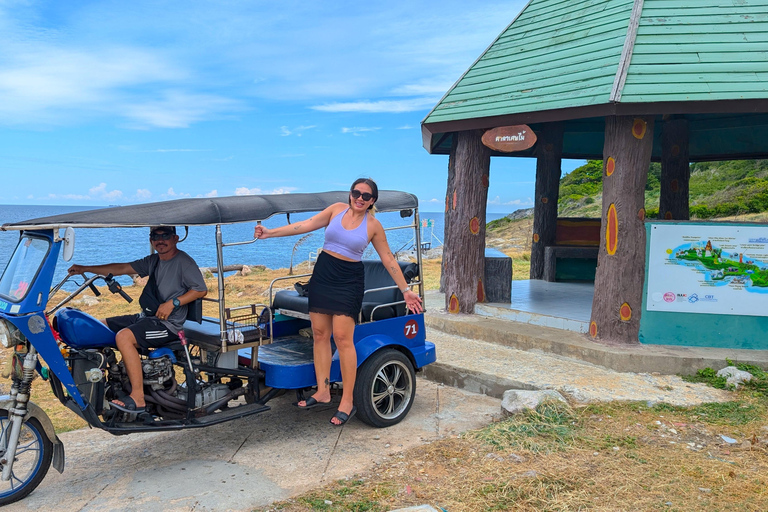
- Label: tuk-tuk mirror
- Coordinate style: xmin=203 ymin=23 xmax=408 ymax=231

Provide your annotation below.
xmin=400 ymin=209 xmax=413 ymax=218
xmin=62 ymin=227 xmax=76 ymax=261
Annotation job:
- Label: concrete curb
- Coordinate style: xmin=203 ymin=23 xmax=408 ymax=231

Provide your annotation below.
xmin=424 ymin=310 xmax=768 ymax=376
xmin=421 ymin=362 xmax=540 ymax=399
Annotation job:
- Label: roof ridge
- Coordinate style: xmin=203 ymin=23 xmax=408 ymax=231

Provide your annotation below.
xmin=609 ymin=0 xmax=645 ymax=104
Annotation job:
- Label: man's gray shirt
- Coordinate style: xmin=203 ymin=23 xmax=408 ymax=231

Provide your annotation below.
xmin=130 ymin=251 xmax=207 ymax=333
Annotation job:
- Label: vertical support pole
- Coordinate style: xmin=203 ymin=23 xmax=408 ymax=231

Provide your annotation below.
xmin=590 ymin=116 xmax=655 ymax=344
xmin=659 ymin=117 xmax=690 ymax=220
xmin=440 ymin=135 xmax=457 ymax=293
xmin=529 ymin=122 xmax=564 ymax=280
xmin=442 ymin=130 xmax=491 ymax=314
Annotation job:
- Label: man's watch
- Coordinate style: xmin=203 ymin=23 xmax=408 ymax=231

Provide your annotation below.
xmin=172 ymin=298 xmax=181 ymax=308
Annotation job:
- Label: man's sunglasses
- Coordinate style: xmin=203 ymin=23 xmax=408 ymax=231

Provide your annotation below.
xmin=150 ymin=233 xmax=174 ymax=241
xmin=350 ymin=190 xmax=374 ymax=201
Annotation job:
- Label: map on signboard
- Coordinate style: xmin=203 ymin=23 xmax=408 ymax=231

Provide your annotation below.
xmin=646 ymin=223 xmax=768 ymax=317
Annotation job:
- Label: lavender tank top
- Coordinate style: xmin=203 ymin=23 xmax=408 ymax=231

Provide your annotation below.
xmin=322 ymin=209 xmax=369 ymax=261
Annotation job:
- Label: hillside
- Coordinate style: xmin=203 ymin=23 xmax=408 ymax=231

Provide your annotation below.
xmin=487 ymin=159 xmax=768 ymax=238
xmin=557 ymin=159 xmax=768 ymax=219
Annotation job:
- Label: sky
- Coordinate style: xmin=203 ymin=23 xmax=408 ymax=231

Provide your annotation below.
xmin=0 ymin=0 xmax=584 ymax=213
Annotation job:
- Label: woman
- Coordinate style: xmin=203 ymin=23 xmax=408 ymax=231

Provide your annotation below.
xmin=253 ymin=178 xmax=423 ymax=426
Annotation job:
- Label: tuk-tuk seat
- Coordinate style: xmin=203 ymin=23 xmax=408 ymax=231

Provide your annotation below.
xmin=271 ymin=260 xmax=418 ymax=322
xmin=181 ymin=316 xmax=245 ymax=352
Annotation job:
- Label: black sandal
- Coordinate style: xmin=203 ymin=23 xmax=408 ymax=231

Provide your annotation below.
xmin=294 ymin=396 xmax=331 ymax=409
xmin=330 ymin=406 xmax=357 ymax=426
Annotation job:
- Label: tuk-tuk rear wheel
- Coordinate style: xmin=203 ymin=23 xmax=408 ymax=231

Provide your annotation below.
xmin=0 ymin=412 xmax=53 ymax=506
xmin=354 ymin=349 xmax=416 ymax=428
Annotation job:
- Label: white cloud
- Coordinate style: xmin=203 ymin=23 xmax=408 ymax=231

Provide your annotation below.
xmin=280 ymin=125 xmax=316 ymax=137
xmin=204 ymin=190 xmax=218 ymax=198
xmin=135 ymin=189 xmax=152 ymax=199
xmin=487 ymin=196 xmax=534 ymax=207
xmin=162 ymin=187 xmax=190 ymax=198
xmin=341 ymin=126 xmax=380 ymax=136
xmin=122 ymin=91 xmax=242 ymax=129
xmin=312 ymin=98 xmax=437 ymax=113
xmin=46 ymin=193 xmax=90 ymax=201
xmin=427 ymin=198 xmax=440 ymax=203
xmin=234 ymin=187 xmax=296 ymax=196
xmin=89 ymin=183 xmax=123 ymax=200
xmin=397 ymin=125 xmax=414 ymax=130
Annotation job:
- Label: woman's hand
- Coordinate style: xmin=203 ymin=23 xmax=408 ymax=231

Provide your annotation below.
xmin=403 ymin=289 xmax=423 ymax=314
xmin=253 ymin=225 xmax=270 ymax=239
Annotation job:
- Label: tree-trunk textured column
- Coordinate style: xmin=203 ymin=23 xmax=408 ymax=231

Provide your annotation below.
xmin=590 ymin=116 xmax=655 ymax=344
xmin=440 ymin=136 xmax=457 ymax=293
xmin=529 ymin=123 xmax=564 ymax=279
xmin=443 ymin=130 xmax=491 ymax=314
xmin=659 ymin=118 xmax=690 ymax=220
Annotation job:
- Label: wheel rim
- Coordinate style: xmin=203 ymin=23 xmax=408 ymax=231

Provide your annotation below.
xmin=0 ymin=417 xmax=45 ymax=498
xmin=370 ymin=359 xmax=413 ymax=420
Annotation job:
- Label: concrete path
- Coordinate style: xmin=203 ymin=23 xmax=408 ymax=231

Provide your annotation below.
xmin=6 ymin=380 xmax=500 ymax=512
xmin=7 ymin=291 xmax=750 ymax=511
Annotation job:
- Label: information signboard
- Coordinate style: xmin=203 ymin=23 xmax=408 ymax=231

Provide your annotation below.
xmin=646 ymin=223 xmax=768 ymax=317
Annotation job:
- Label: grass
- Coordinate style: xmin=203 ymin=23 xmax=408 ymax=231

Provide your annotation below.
xmin=259 ymin=390 xmax=768 ymax=511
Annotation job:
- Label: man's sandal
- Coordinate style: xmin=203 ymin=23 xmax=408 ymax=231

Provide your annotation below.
xmin=110 ymin=396 xmax=146 ymax=413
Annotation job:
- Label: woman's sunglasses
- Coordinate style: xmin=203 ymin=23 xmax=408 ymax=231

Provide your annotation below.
xmin=150 ymin=233 xmax=174 ymax=241
xmin=350 ymin=189 xmax=374 ymax=201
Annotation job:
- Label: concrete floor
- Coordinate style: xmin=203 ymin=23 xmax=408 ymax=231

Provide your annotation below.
xmin=475 ymin=280 xmax=594 ymax=333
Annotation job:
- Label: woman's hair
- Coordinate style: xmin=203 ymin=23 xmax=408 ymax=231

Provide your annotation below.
xmin=349 ymin=178 xmax=378 ymax=211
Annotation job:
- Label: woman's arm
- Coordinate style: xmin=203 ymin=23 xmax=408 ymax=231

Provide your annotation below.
xmin=369 ymin=218 xmax=423 ymax=314
xmin=254 ymin=203 xmax=344 ymax=239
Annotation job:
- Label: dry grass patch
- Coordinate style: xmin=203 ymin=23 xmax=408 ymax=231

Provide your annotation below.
xmin=261 ymin=399 xmax=768 ymax=512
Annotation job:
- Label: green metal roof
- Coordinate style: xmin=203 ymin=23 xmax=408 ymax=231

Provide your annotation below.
xmin=422 ymin=0 xmax=768 ymax=160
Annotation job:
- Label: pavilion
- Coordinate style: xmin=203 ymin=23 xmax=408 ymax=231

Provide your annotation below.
xmin=421 ymin=0 xmax=768 ymax=345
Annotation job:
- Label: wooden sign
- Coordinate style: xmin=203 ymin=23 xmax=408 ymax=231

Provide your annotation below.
xmin=481 ymin=125 xmax=536 ymax=153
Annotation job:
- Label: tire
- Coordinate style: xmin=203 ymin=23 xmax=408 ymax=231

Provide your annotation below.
xmin=354 ymin=349 xmax=416 ymax=428
xmin=0 ymin=411 xmax=54 ymax=506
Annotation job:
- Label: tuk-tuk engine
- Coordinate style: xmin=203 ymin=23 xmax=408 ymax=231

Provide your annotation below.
xmin=142 ymin=354 xmax=175 ymax=390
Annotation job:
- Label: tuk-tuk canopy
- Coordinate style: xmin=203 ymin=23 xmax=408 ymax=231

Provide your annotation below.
xmin=1 ymin=191 xmax=419 ymax=231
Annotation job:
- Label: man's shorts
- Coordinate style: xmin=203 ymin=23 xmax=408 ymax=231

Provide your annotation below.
xmin=106 ymin=314 xmax=179 ymax=350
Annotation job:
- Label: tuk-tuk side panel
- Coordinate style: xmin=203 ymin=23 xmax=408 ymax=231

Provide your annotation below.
xmin=8 ymin=314 xmax=88 ymax=409
xmin=257 ymin=314 xmax=436 ymax=389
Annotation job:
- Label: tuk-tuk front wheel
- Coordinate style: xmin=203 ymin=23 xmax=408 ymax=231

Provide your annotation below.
xmin=0 ymin=411 xmax=53 ymax=506
xmin=354 ymin=349 xmax=416 ymax=428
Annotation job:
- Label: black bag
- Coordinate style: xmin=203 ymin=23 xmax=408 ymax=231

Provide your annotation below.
xmin=138 ymin=255 xmax=203 ymax=323
xmin=138 ymin=257 xmax=162 ymax=317
xmin=294 ymin=281 xmax=310 ymax=297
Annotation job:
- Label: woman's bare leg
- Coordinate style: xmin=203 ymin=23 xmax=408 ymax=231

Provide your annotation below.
xmin=297 ymin=312 xmax=334 ymax=406
xmin=331 ymin=314 xmax=357 ymax=424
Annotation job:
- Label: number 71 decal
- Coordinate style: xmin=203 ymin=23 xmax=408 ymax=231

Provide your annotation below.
xmin=404 ymin=320 xmax=419 ymax=339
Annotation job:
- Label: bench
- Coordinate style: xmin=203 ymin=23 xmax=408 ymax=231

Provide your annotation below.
xmin=543 ymin=218 xmax=600 ymax=282
xmin=272 ymin=260 xmax=419 ymax=322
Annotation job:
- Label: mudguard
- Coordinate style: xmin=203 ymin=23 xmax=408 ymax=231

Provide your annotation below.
xmin=0 ymin=396 xmax=65 ymax=474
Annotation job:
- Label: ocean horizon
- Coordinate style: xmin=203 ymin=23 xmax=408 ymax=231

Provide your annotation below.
xmin=0 ymin=204 xmax=511 ymax=289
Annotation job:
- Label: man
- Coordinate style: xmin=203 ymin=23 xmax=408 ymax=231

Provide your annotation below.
xmin=68 ymin=226 xmax=207 ymax=413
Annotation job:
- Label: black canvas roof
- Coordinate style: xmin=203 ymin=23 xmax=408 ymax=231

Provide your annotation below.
xmin=1 ymin=191 xmax=419 ymax=231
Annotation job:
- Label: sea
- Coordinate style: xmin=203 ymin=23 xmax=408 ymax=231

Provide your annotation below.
xmin=0 ymin=204 xmax=510 ymax=288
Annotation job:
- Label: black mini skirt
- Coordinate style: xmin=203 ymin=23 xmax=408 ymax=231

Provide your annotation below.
xmin=308 ymin=251 xmax=365 ymax=320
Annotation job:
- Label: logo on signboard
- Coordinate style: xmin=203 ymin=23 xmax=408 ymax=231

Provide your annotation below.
xmin=663 ymin=292 xmax=675 ymax=303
